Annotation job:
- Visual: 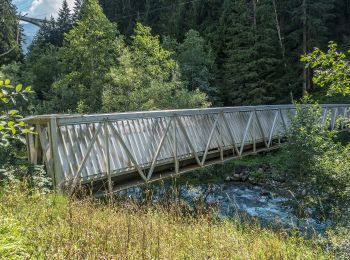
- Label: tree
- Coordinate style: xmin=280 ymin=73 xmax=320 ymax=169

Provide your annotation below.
xmin=279 ymin=0 xmax=336 ymax=95
xmin=72 ymin=0 xmax=84 ymax=23
xmin=102 ymin=23 xmax=210 ymax=112
xmin=28 ymin=17 xmax=59 ymax=49
xmin=55 ymin=0 xmax=120 ymax=113
xmin=56 ymin=0 xmax=73 ymax=45
xmin=0 ymin=0 xmax=21 ymax=64
xmin=177 ymin=30 xmax=217 ymax=99
xmin=301 ymin=42 xmax=350 ymax=96
xmin=24 ymin=44 xmax=61 ymax=101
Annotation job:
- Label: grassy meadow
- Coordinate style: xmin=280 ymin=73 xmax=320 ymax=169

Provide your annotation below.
xmin=0 ymin=182 xmax=332 ymax=259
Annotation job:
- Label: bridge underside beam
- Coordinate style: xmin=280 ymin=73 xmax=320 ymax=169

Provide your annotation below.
xmin=23 ymin=104 xmax=349 ymax=194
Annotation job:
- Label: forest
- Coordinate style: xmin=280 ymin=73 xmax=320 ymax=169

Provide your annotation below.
xmin=1 ymin=0 xmax=350 ymax=258
xmin=2 ymin=0 xmax=350 ymax=115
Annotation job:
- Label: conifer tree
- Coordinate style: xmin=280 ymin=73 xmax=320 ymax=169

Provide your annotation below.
xmin=72 ymin=0 xmax=84 ymax=23
xmin=220 ymin=0 xmax=259 ymax=105
xmin=0 ymin=0 xmax=21 ymax=64
xmin=219 ymin=0 xmax=286 ymax=105
xmin=57 ymin=0 xmax=72 ymax=45
xmin=177 ymin=29 xmax=216 ymax=98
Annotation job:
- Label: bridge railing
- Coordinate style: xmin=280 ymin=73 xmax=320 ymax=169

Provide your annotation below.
xmin=24 ymin=104 xmax=349 ymax=192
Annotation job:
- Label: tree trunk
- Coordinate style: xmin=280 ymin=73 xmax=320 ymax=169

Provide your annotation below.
xmin=272 ymin=0 xmax=285 ymax=63
xmin=252 ymin=0 xmax=257 ymax=28
xmin=302 ymin=0 xmax=308 ymax=96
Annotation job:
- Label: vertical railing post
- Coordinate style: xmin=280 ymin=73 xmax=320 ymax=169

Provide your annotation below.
xmin=105 ymin=121 xmax=113 ymax=194
xmin=331 ymin=107 xmax=338 ymax=130
xmin=342 ymin=107 xmax=348 ymax=130
xmin=49 ymin=117 xmax=64 ymax=189
xmin=252 ymin=114 xmax=256 ymax=153
xmin=173 ymin=116 xmax=179 ymax=174
xmin=219 ymin=112 xmax=224 ymax=161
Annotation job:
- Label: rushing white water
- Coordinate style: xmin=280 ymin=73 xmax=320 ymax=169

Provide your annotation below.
xmin=117 ymin=183 xmax=331 ymax=234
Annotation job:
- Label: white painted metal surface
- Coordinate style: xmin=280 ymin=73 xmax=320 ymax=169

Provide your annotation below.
xmin=24 ymin=104 xmax=349 ymax=192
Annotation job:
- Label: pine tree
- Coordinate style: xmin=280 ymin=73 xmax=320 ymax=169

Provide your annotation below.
xmin=254 ymin=0 xmax=287 ymax=103
xmin=27 ymin=16 xmax=58 ymax=49
xmin=72 ymin=0 xmax=84 ymax=22
xmin=279 ymin=0 xmax=336 ymax=95
xmin=0 ymin=0 xmax=21 ymax=64
xmin=177 ymin=29 xmax=216 ymax=99
xmin=220 ymin=0 xmax=259 ymax=105
xmin=57 ymin=0 xmax=72 ymax=45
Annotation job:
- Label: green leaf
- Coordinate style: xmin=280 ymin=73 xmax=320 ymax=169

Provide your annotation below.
xmin=15 ymin=84 xmax=22 ymax=92
xmin=4 ymin=79 xmax=10 ymax=85
xmin=24 ymin=86 xmax=32 ymax=92
xmin=0 ymin=81 xmax=3 ymax=86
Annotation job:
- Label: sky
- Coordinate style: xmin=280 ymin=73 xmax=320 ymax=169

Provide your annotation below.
xmin=15 ymin=0 xmax=75 ymax=19
xmin=14 ymin=0 xmax=75 ymax=50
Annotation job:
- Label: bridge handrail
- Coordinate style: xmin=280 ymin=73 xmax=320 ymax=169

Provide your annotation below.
xmin=24 ymin=104 xmax=350 ymax=126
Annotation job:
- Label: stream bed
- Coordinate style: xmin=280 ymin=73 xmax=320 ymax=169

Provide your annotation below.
xmin=117 ymin=182 xmax=331 ymax=234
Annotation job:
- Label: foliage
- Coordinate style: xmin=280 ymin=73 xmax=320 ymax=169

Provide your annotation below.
xmin=54 ymin=0 xmax=120 ymax=113
xmin=24 ymin=44 xmax=61 ymax=102
xmin=0 ymin=184 xmax=332 ymax=259
xmin=177 ymin=30 xmax=217 ymax=98
xmin=284 ymin=96 xmax=350 ymax=219
xmin=0 ymin=78 xmax=33 ymax=146
xmin=102 ymin=23 xmax=210 ymax=112
xmin=19 ymin=0 xmax=350 ymax=109
xmin=0 ymin=0 xmax=21 ymax=64
xmin=326 ymin=227 xmax=350 ymax=259
xmin=96 ymin=0 xmax=342 ymax=105
xmin=56 ymin=0 xmax=73 ymax=46
xmin=302 ymin=42 xmax=350 ymax=96
xmin=219 ymin=0 xmax=285 ymax=105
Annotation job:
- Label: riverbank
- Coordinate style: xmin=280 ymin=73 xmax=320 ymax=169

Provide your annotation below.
xmin=0 ymin=182 xmax=331 ymax=259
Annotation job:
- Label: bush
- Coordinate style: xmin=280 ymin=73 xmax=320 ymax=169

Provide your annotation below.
xmin=285 ymin=97 xmax=350 ymax=220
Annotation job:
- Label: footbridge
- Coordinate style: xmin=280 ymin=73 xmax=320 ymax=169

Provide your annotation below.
xmin=17 ymin=15 xmax=45 ymax=27
xmin=24 ymin=104 xmax=349 ymax=194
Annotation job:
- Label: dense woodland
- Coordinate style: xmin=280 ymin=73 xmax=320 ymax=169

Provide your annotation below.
xmin=1 ymin=1 xmax=350 ymax=258
xmin=2 ymin=0 xmax=350 ymax=115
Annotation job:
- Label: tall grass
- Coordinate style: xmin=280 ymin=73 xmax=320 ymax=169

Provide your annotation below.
xmin=0 ymin=182 xmax=332 ymax=259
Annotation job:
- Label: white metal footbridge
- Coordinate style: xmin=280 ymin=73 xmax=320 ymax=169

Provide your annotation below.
xmin=24 ymin=104 xmax=349 ymax=194
xmin=17 ymin=15 xmax=45 ymax=27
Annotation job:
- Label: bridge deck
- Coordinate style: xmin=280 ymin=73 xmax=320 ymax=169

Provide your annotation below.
xmin=24 ymin=104 xmax=349 ymax=194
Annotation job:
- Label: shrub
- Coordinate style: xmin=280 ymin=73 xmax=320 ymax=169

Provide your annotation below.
xmin=285 ymin=97 xmax=350 ymax=220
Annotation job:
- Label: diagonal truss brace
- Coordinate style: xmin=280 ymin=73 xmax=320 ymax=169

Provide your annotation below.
xmin=201 ymin=115 xmax=219 ymax=166
xmin=110 ymin=123 xmax=148 ymax=182
xmin=176 ymin=116 xmax=202 ymax=166
xmin=267 ymin=111 xmax=279 ymax=148
xmin=147 ymin=118 xmax=173 ymax=180
xmin=70 ymin=123 xmax=103 ymax=192
xmin=221 ymin=113 xmax=240 ymax=156
xmin=240 ymin=112 xmax=254 ymax=155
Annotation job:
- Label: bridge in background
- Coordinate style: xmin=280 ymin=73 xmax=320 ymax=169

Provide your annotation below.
xmin=18 ymin=15 xmax=45 ymax=27
xmin=24 ymin=104 xmax=349 ymax=194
